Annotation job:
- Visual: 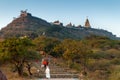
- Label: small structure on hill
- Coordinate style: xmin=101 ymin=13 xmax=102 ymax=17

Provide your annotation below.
xmin=66 ymin=22 xmax=73 ymax=28
xmin=52 ymin=20 xmax=63 ymax=26
xmin=20 ymin=9 xmax=32 ymax=17
xmin=84 ymin=17 xmax=91 ymax=28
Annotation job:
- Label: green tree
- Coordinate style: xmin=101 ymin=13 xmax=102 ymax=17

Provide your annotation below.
xmin=59 ymin=39 xmax=92 ymax=75
xmin=33 ymin=36 xmax=60 ymax=56
xmin=0 ymin=37 xmax=39 ymax=76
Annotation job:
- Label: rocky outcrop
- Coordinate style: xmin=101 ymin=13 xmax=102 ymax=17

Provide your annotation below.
xmin=0 ymin=11 xmax=51 ymax=38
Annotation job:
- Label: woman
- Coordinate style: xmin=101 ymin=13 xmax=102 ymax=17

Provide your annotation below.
xmin=45 ymin=66 xmax=50 ymax=79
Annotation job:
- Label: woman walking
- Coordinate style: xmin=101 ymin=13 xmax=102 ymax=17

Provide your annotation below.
xmin=45 ymin=66 xmax=50 ymax=79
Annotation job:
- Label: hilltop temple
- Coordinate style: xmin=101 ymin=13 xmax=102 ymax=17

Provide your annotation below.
xmin=52 ymin=18 xmax=91 ymax=28
xmin=20 ymin=10 xmax=91 ymax=28
xmin=84 ymin=18 xmax=91 ymax=28
xmin=20 ymin=10 xmax=32 ymax=17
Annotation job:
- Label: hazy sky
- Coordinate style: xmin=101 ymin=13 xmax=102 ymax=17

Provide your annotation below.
xmin=0 ymin=0 xmax=120 ymax=37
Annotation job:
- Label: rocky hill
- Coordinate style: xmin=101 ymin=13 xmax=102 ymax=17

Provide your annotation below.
xmin=0 ymin=11 xmax=119 ymax=40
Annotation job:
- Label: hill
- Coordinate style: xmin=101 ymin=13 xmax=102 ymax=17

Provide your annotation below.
xmin=0 ymin=11 xmax=119 ymax=40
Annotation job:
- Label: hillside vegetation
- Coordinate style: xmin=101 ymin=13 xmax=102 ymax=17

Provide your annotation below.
xmin=0 ymin=35 xmax=120 ymax=80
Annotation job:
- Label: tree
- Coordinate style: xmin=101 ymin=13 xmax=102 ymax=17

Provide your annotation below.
xmin=0 ymin=37 xmax=40 ymax=76
xmin=77 ymin=40 xmax=92 ymax=75
xmin=56 ymin=39 xmax=92 ymax=74
xmin=33 ymin=36 xmax=60 ymax=56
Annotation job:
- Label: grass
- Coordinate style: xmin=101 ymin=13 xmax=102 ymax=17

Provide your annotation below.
xmin=0 ymin=63 xmax=39 ymax=80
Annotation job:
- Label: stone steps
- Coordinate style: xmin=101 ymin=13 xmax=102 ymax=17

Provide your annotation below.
xmin=35 ymin=78 xmax=79 ymax=80
xmin=34 ymin=56 xmax=79 ymax=78
xmin=38 ymin=78 xmax=79 ymax=80
xmin=39 ymin=68 xmax=78 ymax=74
xmin=35 ymin=73 xmax=79 ymax=78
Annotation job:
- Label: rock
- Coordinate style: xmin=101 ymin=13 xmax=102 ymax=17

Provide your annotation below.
xmin=0 ymin=70 xmax=7 ymax=80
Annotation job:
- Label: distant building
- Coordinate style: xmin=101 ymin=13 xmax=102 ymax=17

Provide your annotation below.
xmin=84 ymin=18 xmax=91 ymax=28
xmin=76 ymin=25 xmax=82 ymax=28
xmin=66 ymin=22 xmax=72 ymax=27
xmin=52 ymin=20 xmax=63 ymax=26
xmin=20 ymin=10 xmax=32 ymax=17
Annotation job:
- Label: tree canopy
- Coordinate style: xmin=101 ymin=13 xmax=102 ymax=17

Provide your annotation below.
xmin=0 ymin=37 xmax=40 ymax=76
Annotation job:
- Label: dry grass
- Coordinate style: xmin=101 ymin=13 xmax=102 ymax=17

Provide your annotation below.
xmin=0 ymin=63 xmax=39 ymax=80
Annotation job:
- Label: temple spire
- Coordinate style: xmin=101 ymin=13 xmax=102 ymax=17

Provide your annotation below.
xmin=85 ymin=16 xmax=91 ymax=28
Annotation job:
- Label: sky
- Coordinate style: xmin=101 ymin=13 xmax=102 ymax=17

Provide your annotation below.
xmin=0 ymin=0 xmax=120 ymax=37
